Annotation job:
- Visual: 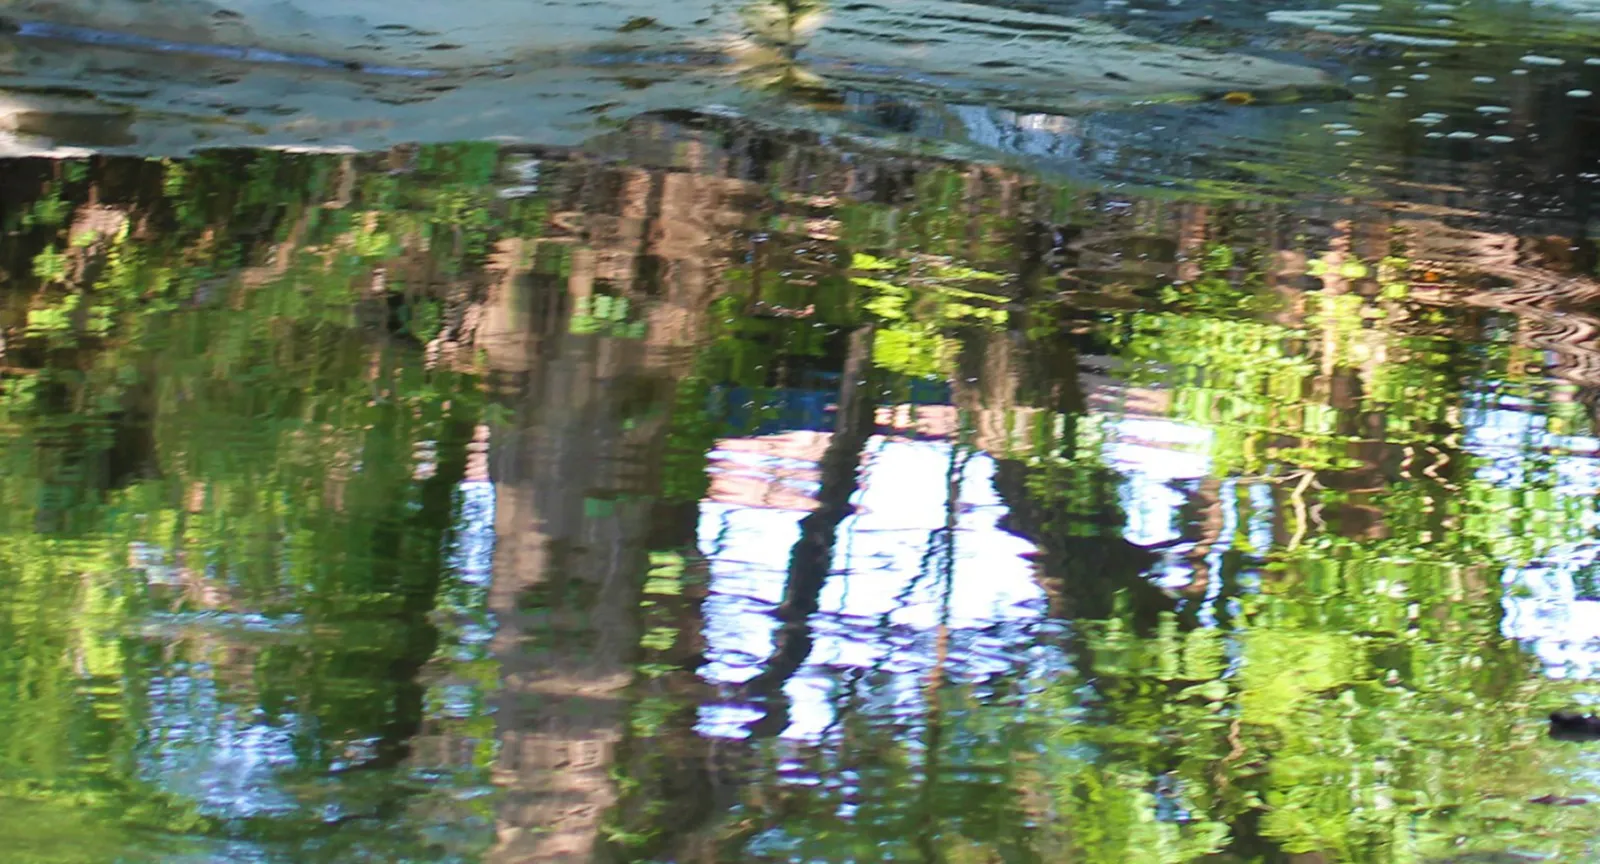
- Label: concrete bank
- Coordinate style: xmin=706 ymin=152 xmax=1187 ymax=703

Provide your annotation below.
xmin=0 ymin=0 xmax=1334 ymax=155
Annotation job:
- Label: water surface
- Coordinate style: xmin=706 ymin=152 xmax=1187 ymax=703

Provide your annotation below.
xmin=2 ymin=1 xmax=1600 ymax=862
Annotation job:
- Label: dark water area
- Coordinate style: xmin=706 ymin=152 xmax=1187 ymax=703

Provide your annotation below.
xmin=2 ymin=1 xmax=1600 ymax=863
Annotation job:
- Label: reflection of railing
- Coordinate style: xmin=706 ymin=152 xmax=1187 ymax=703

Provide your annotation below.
xmin=710 ymin=380 xmax=951 ymax=437
xmin=710 ymin=376 xmax=1172 ymax=453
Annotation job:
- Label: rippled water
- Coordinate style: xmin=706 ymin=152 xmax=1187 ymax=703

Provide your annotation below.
xmin=1 ymin=1 xmax=1599 ymax=862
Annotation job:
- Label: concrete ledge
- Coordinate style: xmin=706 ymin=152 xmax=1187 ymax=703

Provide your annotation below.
xmin=0 ymin=0 xmax=1335 ymax=156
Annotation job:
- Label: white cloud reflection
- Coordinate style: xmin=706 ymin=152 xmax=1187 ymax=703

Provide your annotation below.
xmin=694 ymin=414 xmax=1219 ymax=740
xmin=695 ymin=393 xmax=1600 ymax=743
xmin=1472 ymin=403 xmax=1600 ymax=679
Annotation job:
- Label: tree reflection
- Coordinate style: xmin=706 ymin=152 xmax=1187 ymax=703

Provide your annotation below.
xmin=0 ymin=94 xmax=1599 ymax=863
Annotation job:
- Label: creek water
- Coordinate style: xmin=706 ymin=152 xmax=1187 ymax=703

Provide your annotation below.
xmin=1 ymin=1 xmax=1599 ymax=862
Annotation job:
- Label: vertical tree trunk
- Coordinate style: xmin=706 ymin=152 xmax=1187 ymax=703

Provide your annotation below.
xmin=739 ymin=326 xmax=877 ymax=734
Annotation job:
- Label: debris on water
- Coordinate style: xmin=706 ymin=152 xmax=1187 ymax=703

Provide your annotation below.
xmin=1549 ymin=710 xmax=1600 ymax=740
xmin=618 ymin=16 xmax=662 ymax=32
xmin=1371 ymin=32 xmax=1459 ymax=46
xmin=1529 ymin=794 xmax=1590 ymax=806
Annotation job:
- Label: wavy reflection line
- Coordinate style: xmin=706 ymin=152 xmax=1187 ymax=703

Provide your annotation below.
xmin=1464 ymin=273 xmax=1600 ymax=393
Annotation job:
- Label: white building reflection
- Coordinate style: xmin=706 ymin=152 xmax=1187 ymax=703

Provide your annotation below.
xmin=692 ymin=405 xmax=1226 ymax=741
xmin=1476 ymin=399 xmax=1600 ymax=680
xmin=694 ymin=381 xmax=1600 ymax=752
